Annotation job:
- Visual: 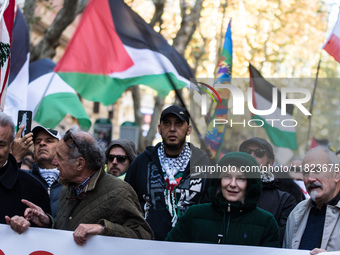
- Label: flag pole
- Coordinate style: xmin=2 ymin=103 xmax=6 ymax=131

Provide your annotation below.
xmin=305 ymin=56 xmax=321 ymax=152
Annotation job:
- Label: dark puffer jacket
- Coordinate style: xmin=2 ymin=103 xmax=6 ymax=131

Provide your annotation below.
xmin=166 ymin=152 xmax=280 ymax=247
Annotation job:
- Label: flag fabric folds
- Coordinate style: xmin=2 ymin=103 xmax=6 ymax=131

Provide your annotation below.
xmin=55 ymin=0 xmax=194 ymax=106
xmin=4 ymin=8 xmax=29 ymax=123
xmin=249 ymin=64 xmax=297 ymax=150
xmin=0 ymin=0 xmax=15 ymax=111
xmin=323 ymin=8 xmax=340 ymax=63
xmin=216 ymin=19 xmax=232 ymax=84
xmin=28 ymin=59 xmax=91 ymax=130
xmin=4 ymin=9 xmax=91 ymax=130
xmin=205 ymin=19 xmax=232 ymax=160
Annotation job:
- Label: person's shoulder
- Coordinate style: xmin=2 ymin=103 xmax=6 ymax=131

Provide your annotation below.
xmin=18 ymin=169 xmax=46 ymax=189
xmin=253 ymin=207 xmax=279 ymax=225
xmin=189 ymin=143 xmax=211 ymax=162
xmin=100 ymin=173 xmax=134 ymax=192
xmin=186 ymin=203 xmax=213 ymax=215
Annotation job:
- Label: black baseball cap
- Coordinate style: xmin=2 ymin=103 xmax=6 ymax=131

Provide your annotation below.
xmin=160 ymin=105 xmax=190 ymax=124
xmin=239 ymin=137 xmax=275 ymax=160
xmin=32 ymin=125 xmax=61 ymax=142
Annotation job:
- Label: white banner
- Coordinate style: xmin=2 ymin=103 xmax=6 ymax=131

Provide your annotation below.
xmin=0 ymin=224 xmax=331 ymax=255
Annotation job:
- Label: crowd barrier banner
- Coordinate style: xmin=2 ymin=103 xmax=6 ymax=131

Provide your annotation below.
xmin=0 ymin=223 xmax=320 ymax=255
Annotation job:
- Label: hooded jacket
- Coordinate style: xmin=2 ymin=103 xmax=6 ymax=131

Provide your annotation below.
xmin=165 ymin=152 xmax=280 ymax=247
xmin=125 ymin=142 xmax=211 ymax=241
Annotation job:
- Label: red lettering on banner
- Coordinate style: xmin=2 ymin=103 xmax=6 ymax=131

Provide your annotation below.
xmin=29 ymin=251 xmax=54 ymax=255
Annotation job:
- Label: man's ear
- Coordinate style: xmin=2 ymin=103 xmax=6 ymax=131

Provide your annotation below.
xmin=268 ymin=158 xmax=274 ymax=166
xmin=158 ymin=124 xmax=161 ymax=135
xmin=77 ymin=157 xmax=85 ymax=171
xmin=186 ymin=125 xmax=192 ymax=136
xmin=334 ymin=171 xmax=340 ymax=183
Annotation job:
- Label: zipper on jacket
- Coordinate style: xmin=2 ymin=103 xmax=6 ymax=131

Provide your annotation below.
xmin=224 ymin=203 xmax=231 ymax=244
xmin=218 ymin=204 xmax=231 ymax=244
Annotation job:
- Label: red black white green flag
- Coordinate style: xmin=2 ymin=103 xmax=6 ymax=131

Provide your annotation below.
xmin=0 ymin=0 xmax=14 ymax=111
xmin=55 ymin=0 xmax=194 ymax=106
xmin=249 ymin=64 xmax=297 ymax=150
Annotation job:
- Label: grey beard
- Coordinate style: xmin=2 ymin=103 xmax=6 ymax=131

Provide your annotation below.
xmin=310 ymin=190 xmax=319 ymax=202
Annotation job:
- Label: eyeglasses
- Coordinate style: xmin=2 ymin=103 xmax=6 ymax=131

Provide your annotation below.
xmin=64 ymin=129 xmax=79 ymax=149
xmin=107 ymin=155 xmax=128 ymax=163
xmin=241 ymin=148 xmax=266 ymax=158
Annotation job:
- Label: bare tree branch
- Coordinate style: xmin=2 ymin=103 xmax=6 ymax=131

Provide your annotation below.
xmin=23 ymin=0 xmax=38 ymax=35
xmin=149 ymin=0 xmax=165 ymax=28
xmin=30 ymin=0 xmax=79 ymax=61
xmin=172 ymin=0 xmax=205 ymax=55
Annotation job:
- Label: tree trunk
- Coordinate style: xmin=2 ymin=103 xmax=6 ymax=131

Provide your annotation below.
xmin=145 ymin=95 xmax=164 ymax=146
xmin=30 ymin=0 xmax=79 ymax=61
xmin=130 ymin=86 xmax=145 ymax=152
xmin=23 ymin=0 xmax=38 ymax=35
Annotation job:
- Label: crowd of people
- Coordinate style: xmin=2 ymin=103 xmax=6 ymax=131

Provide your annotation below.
xmin=2 ymin=105 xmax=340 ymax=254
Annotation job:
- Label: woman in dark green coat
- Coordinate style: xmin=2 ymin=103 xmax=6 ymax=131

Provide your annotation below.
xmin=166 ymin=152 xmax=280 ymax=247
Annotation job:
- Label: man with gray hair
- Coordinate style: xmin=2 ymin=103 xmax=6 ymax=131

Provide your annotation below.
xmin=6 ymin=129 xmax=154 ymax=245
xmin=283 ymin=146 xmax=340 ymax=254
xmin=105 ymin=139 xmax=137 ymax=179
xmin=0 ymin=112 xmax=51 ymax=224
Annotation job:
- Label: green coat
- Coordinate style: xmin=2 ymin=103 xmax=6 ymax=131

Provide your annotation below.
xmin=166 ymin=169 xmax=280 ymax=247
xmin=56 ymin=168 xmax=154 ymax=239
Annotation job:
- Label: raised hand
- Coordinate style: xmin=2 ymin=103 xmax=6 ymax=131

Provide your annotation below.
xmin=11 ymin=125 xmax=33 ymax=163
xmin=22 ymin=199 xmax=50 ymax=227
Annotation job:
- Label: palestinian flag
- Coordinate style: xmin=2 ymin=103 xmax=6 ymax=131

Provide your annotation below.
xmin=0 ymin=0 xmax=15 ymax=111
xmin=55 ymin=0 xmax=194 ymax=106
xmin=323 ymin=8 xmax=340 ymax=63
xmin=28 ymin=59 xmax=91 ymax=130
xmin=4 ymin=8 xmax=29 ymax=122
xmin=249 ymin=64 xmax=297 ymax=150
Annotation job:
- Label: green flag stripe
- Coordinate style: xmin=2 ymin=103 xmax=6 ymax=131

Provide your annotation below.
xmin=58 ymin=72 xmax=187 ymax=106
xmin=34 ymin=92 xmax=91 ymax=130
xmin=253 ymin=115 xmax=297 ymax=150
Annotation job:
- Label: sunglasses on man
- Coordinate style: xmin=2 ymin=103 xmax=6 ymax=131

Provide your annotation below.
xmin=107 ymin=155 xmax=128 ymax=163
xmin=241 ymin=148 xmax=266 ymax=158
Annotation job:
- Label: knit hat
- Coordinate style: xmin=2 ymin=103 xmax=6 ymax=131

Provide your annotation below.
xmin=105 ymin=139 xmax=137 ymax=162
xmin=239 ymin=137 xmax=275 ymax=161
xmin=218 ymin=151 xmax=260 ymax=179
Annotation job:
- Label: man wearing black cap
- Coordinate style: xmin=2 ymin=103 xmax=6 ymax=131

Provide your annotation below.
xmin=239 ymin=137 xmax=297 ymax=245
xmin=105 ymin=139 xmax=137 ymax=179
xmin=28 ymin=125 xmax=63 ymax=219
xmin=125 ymin=105 xmax=211 ymax=241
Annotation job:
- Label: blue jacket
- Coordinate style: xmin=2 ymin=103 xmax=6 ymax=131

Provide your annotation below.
xmin=29 ymin=162 xmax=63 ymax=219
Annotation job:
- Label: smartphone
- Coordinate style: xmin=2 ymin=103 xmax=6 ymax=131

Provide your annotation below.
xmin=17 ymin=110 xmax=32 ymax=137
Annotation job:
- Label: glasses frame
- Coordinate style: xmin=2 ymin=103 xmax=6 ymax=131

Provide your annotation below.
xmin=242 ymin=148 xmax=266 ymax=158
xmin=107 ymin=155 xmax=128 ymax=163
xmin=64 ymin=129 xmax=79 ymax=149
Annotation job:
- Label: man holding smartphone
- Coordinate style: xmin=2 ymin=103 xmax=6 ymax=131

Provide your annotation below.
xmin=0 ymin=112 xmax=51 ymax=224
